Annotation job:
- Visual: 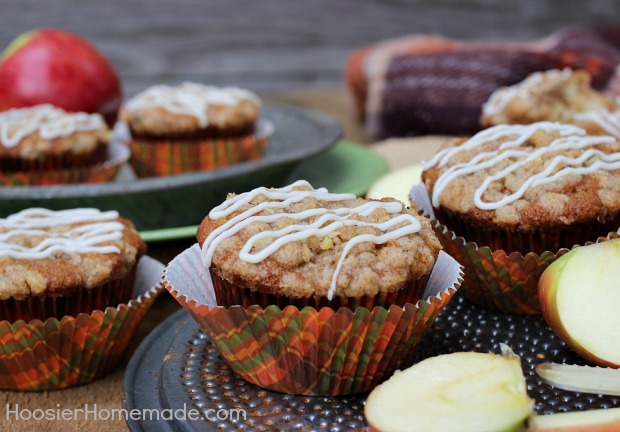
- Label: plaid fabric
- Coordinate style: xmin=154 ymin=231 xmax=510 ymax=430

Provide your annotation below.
xmin=166 ymin=277 xmax=461 ymax=396
xmin=0 ymin=285 xmax=161 ymax=391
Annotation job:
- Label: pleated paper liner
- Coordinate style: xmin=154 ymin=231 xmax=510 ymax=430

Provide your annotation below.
xmin=211 ymin=270 xmax=431 ymax=309
xmin=0 ymin=256 xmax=164 ymax=391
xmin=128 ymin=119 xmax=274 ymax=177
xmin=163 ymin=244 xmax=462 ymax=396
xmin=430 ymin=205 xmax=620 ymax=256
xmin=410 ymin=183 xmax=619 ymax=314
xmin=0 ymin=140 xmax=130 ymax=186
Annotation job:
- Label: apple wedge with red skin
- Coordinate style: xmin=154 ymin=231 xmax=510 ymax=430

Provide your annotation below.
xmin=0 ymin=29 xmax=122 ymax=126
xmin=538 ymin=238 xmax=620 ymax=368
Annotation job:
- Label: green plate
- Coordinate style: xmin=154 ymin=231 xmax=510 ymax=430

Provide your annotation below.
xmin=140 ymin=141 xmax=388 ymax=242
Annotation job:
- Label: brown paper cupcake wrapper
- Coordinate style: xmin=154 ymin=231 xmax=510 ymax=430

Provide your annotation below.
xmin=128 ymin=119 xmax=274 ymax=177
xmin=411 ymin=183 xmax=620 ymax=314
xmin=0 ymin=265 xmax=137 ymax=322
xmin=164 ymin=244 xmax=462 ymax=396
xmin=0 ymin=140 xmax=129 ymax=186
xmin=0 ymin=256 xmax=164 ymax=391
xmin=431 ymin=206 xmax=620 ymax=255
xmin=211 ymin=271 xmax=430 ymax=309
xmin=0 ymin=144 xmax=108 ymax=172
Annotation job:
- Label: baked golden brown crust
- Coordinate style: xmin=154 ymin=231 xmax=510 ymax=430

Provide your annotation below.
xmin=121 ymin=84 xmax=261 ymax=137
xmin=0 ymin=129 xmax=110 ymax=161
xmin=197 ymin=188 xmax=441 ymax=299
xmin=0 ymin=105 xmax=110 ymax=164
xmin=422 ymin=130 xmax=620 ymax=233
xmin=480 ymin=69 xmax=614 ymax=128
xmin=0 ymin=217 xmax=146 ymax=300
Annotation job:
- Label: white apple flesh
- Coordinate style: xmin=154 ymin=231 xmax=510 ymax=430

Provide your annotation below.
xmin=365 ymin=350 xmax=532 ymax=432
xmin=538 ymin=239 xmax=620 ymax=368
xmin=529 ymin=406 xmax=620 ymax=431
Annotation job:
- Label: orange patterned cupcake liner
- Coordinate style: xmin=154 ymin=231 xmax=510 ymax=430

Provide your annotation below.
xmin=411 ymin=184 xmax=620 ymax=314
xmin=0 ymin=256 xmax=164 ymax=391
xmin=128 ymin=119 xmax=274 ymax=177
xmin=0 ymin=140 xmax=129 ymax=186
xmin=164 ymin=244 xmax=462 ymax=396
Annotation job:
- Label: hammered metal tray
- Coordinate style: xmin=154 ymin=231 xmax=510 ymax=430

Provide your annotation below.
xmin=123 ymin=294 xmax=620 ymax=431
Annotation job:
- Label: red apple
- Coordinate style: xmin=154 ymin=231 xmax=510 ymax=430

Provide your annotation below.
xmin=538 ymin=238 xmax=620 ymax=368
xmin=0 ymin=29 xmax=122 ymax=126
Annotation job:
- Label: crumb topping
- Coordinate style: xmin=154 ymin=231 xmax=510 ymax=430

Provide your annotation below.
xmin=0 ymin=208 xmax=146 ymax=300
xmin=481 ymin=69 xmax=615 ymax=127
xmin=121 ymin=82 xmax=261 ymax=136
xmin=423 ymin=123 xmax=620 ymax=231
xmin=197 ymin=181 xmax=441 ymax=299
xmin=0 ymin=105 xmax=110 ymax=160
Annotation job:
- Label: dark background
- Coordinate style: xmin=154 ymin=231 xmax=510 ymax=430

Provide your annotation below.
xmin=3 ymin=0 xmax=619 ymax=97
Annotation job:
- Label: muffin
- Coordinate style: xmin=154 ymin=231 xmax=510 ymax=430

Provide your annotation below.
xmin=0 ymin=207 xmax=147 ymax=322
xmin=196 ymin=180 xmax=442 ymax=309
xmin=417 ymin=122 xmax=620 ymax=313
xmin=164 ymin=180 xmax=462 ymax=396
xmin=480 ymin=69 xmax=620 ymax=137
xmin=422 ymin=122 xmax=620 ymax=254
xmin=121 ymin=82 xmax=272 ymax=177
xmin=0 ymin=104 xmax=125 ymax=185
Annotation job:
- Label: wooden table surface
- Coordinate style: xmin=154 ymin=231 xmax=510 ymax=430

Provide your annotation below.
xmin=3 ymin=0 xmax=620 ymax=96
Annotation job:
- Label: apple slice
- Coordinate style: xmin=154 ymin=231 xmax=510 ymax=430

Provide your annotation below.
xmin=365 ymin=347 xmax=532 ymax=432
xmin=538 ymin=239 xmax=620 ymax=368
xmin=529 ymin=407 xmax=620 ymax=431
xmin=365 ymin=163 xmax=423 ymax=203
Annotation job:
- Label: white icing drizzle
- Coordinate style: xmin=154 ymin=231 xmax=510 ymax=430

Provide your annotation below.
xmin=201 ymin=180 xmax=422 ymax=300
xmin=0 ymin=208 xmax=124 ymax=259
xmin=125 ymin=82 xmax=261 ymax=128
xmin=426 ymin=123 xmax=618 ymax=210
xmin=481 ymin=69 xmax=573 ymax=117
xmin=574 ymin=109 xmax=620 ymax=138
xmin=423 ymin=122 xmax=584 ymax=170
xmin=0 ymin=104 xmax=105 ymax=148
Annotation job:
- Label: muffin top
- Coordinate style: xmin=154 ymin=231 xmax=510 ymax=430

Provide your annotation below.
xmin=422 ymin=122 xmax=620 ymax=232
xmin=0 ymin=105 xmax=110 ymax=160
xmin=480 ymin=69 xmax=615 ymax=128
xmin=0 ymin=208 xmax=147 ymax=300
xmin=197 ymin=180 xmax=441 ymax=300
xmin=573 ymin=109 xmax=620 ymax=138
xmin=121 ymin=82 xmax=261 ymax=136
